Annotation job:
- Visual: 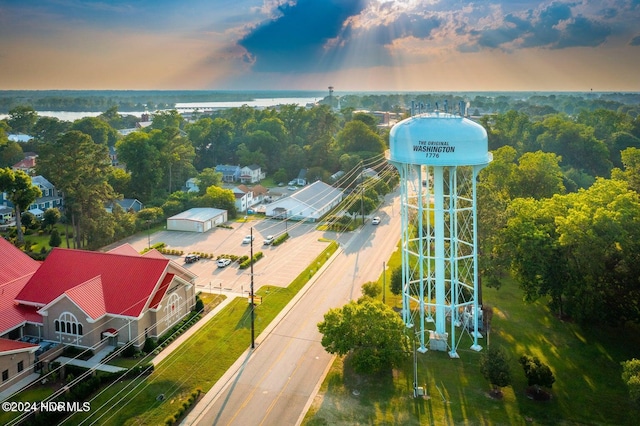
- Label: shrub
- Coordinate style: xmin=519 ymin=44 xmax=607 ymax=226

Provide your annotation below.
xmin=122 ymin=342 xmax=136 ymax=358
xmin=272 ymin=232 xmax=290 ymax=246
xmin=143 ymin=337 xmax=157 ymax=353
xmin=194 ymin=297 xmax=204 ymax=313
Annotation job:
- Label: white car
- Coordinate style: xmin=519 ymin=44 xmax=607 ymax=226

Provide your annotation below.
xmin=217 ymin=258 xmax=231 ymax=268
xmin=242 ymin=235 xmax=255 ymax=244
xmin=263 ymin=235 xmax=275 ymax=245
xmin=287 ymin=186 xmax=297 ymax=191
xmin=372 ymin=216 xmax=381 ymax=225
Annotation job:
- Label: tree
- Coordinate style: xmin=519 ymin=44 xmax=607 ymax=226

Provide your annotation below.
xmin=337 ymin=120 xmax=385 ymax=154
xmin=612 ymin=147 xmax=640 ymax=193
xmin=195 ymin=168 xmax=223 ymax=196
xmin=32 ymin=116 xmax=71 ymax=144
xmin=7 ymin=106 xmax=38 ymax=134
xmin=0 ymin=139 xmax=23 ymax=169
xmin=361 ymin=281 xmax=381 ymax=298
xmin=519 ymin=355 xmax=555 ymax=397
xmin=480 ymin=346 xmax=512 ymax=397
xmin=42 ymin=208 xmax=61 ymax=232
xmin=621 ymin=359 xmax=640 ymax=406
xmin=49 ymin=228 xmax=62 ymax=248
xmin=71 ymin=116 xmax=119 ymax=146
xmin=317 ymin=298 xmax=410 ymax=374
xmin=20 ymin=211 xmax=38 ymax=231
xmin=115 ymin=131 xmax=163 ymax=201
xmin=0 ymin=168 xmax=42 ymax=245
xmin=107 ymin=167 xmax=131 ymax=197
xmin=199 ymin=186 xmax=237 ymax=218
xmin=390 ymin=266 xmax=402 ymax=295
xmin=37 ymin=130 xmax=115 ymax=249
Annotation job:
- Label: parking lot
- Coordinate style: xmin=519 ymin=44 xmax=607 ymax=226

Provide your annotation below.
xmin=109 ymin=218 xmax=343 ymax=294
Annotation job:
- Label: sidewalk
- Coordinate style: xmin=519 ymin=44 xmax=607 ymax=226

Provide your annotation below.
xmin=55 ymin=345 xmax=126 ymax=373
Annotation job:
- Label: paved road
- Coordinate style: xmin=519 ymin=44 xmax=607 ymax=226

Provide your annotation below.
xmin=183 ymin=193 xmax=401 ymax=425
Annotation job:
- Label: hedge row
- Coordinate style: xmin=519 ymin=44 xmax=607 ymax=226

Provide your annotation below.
xmin=272 ymin=232 xmax=290 ymax=246
xmin=239 ymin=251 xmax=264 ymax=269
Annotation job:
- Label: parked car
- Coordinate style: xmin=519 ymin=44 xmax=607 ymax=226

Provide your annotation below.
xmin=371 ymin=216 xmax=381 ymax=225
xmin=217 ymin=258 xmax=231 ymax=268
xmin=263 ymin=235 xmax=275 ymax=245
xmin=242 ymin=235 xmax=255 ymax=244
xmin=287 ymin=186 xmax=297 ymax=191
xmin=185 ymin=254 xmax=200 ymax=263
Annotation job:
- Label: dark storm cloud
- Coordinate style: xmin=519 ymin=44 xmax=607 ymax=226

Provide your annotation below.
xmin=472 ymin=1 xmax=611 ymax=50
xmin=238 ymin=0 xmax=367 ymax=72
xmin=555 ymin=15 xmax=611 ymax=48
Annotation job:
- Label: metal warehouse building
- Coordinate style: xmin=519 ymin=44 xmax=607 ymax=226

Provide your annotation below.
xmin=167 ymin=208 xmax=227 ymax=233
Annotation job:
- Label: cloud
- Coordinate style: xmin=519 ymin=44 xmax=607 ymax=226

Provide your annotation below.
xmin=468 ymin=1 xmax=612 ymax=51
xmin=238 ymin=0 xmax=368 ymax=72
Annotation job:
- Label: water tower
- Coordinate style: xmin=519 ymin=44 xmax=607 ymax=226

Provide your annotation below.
xmin=388 ymin=105 xmax=491 ymax=358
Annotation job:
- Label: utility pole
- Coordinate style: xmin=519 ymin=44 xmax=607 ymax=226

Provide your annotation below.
xmin=383 ymin=261 xmax=386 ymax=304
xmin=250 ymin=227 xmax=255 ymax=349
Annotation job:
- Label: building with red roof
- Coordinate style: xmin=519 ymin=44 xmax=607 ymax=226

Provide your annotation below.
xmin=14 ymin=246 xmax=197 ymax=350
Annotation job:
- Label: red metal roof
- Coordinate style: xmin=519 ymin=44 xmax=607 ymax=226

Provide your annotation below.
xmin=106 ymin=243 xmax=140 ymax=256
xmin=0 ymin=338 xmax=39 ymax=354
xmin=65 ymin=276 xmax=107 ymax=320
xmin=0 ymin=239 xmax=40 ymax=332
xmin=16 ymin=248 xmax=170 ymax=318
xmin=148 ymin=273 xmax=174 ymax=309
xmin=0 ymin=238 xmax=40 ymax=285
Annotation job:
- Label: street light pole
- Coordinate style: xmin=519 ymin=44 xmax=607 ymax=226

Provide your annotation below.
xmin=250 ymin=227 xmax=255 ymax=349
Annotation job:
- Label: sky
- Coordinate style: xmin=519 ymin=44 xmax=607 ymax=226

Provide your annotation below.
xmin=1 ymin=0 xmax=639 ymax=92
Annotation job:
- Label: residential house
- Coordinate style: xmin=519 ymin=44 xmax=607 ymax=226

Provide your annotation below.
xmin=232 ymin=186 xmax=253 ymax=213
xmin=215 ymin=165 xmax=241 ymax=183
xmin=239 ymin=164 xmax=265 ymax=184
xmin=27 ymin=176 xmax=64 ymax=218
xmin=265 ymin=181 xmax=343 ymax=222
xmin=250 ymin=184 xmax=270 ymax=204
xmin=106 ymin=198 xmax=144 ymax=213
xmin=11 ymin=155 xmax=37 ymax=176
xmin=0 ymin=175 xmax=64 ymax=220
xmin=0 ymin=207 xmax=13 ymax=225
xmin=185 ymin=178 xmax=199 ymax=193
xmin=108 ymin=146 xmax=118 ymax=166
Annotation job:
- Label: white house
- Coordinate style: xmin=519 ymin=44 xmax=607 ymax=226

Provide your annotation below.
xmin=265 ymin=181 xmax=343 ymax=222
xmin=186 ymin=178 xmax=199 ymax=193
xmin=240 ymin=164 xmax=265 ymax=184
xmin=167 ymin=208 xmax=227 ymax=233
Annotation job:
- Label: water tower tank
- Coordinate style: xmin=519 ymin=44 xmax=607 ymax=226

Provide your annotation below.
xmin=388 ymin=112 xmax=491 ymax=358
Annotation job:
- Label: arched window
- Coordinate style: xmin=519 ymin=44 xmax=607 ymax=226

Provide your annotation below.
xmin=164 ymin=293 xmax=182 ymax=327
xmin=57 ymin=312 xmax=83 ymax=336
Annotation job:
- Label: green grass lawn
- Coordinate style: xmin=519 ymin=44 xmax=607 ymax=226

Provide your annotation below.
xmin=61 ymin=240 xmax=338 ymax=425
xmin=303 ymin=248 xmax=640 ymax=425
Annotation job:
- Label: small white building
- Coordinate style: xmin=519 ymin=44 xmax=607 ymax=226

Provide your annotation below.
xmin=265 ymin=181 xmax=343 ymax=222
xmin=167 ymin=208 xmax=227 ymax=233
